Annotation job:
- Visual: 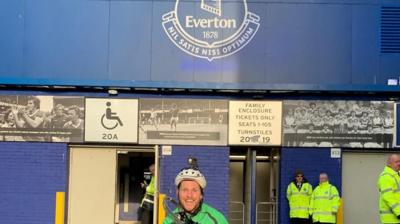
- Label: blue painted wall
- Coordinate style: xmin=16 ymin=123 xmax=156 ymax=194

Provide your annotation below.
xmin=279 ymin=147 xmax=342 ymax=224
xmin=0 ymin=142 xmax=68 ymax=224
xmin=159 ymin=145 xmax=230 ymax=218
xmin=0 ymin=0 xmax=399 ymax=91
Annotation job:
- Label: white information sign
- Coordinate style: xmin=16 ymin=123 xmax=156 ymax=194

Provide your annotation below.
xmin=229 ymin=101 xmax=282 ymax=145
xmin=162 ymin=146 xmax=172 ymax=156
xmin=331 ymin=148 xmax=341 ymax=158
xmin=85 ymin=98 xmax=138 ymax=143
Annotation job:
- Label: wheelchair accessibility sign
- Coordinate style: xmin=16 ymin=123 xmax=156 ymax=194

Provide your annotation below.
xmin=85 ymin=98 xmax=138 ymax=143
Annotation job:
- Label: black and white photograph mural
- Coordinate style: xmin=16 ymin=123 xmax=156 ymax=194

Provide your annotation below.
xmin=139 ymin=98 xmax=228 ymax=145
xmin=0 ymin=95 xmax=84 ymax=142
xmin=282 ymin=100 xmax=394 ymax=148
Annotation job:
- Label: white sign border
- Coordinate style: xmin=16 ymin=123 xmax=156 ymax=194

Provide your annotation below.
xmin=84 ymin=97 xmax=139 ymax=144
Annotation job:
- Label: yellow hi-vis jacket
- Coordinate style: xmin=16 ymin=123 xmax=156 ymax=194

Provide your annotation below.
xmin=310 ymin=181 xmax=340 ymax=223
xmin=286 ymin=182 xmax=313 ymax=218
xmin=146 ymin=175 xmax=155 ymax=196
xmin=377 ymin=166 xmax=400 ymax=223
xmin=141 ymin=175 xmax=155 ymax=209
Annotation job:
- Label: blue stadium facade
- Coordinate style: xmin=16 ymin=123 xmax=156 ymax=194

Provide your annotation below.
xmin=0 ymin=0 xmax=399 ymax=224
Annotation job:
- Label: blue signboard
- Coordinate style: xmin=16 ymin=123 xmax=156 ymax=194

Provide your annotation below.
xmin=397 ymin=103 xmax=400 ymax=147
xmin=0 ymin=0 xmax=399 ymax=91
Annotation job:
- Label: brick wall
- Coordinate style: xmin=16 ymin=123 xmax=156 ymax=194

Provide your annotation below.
xmin=0 ymin=142 xmax=68 ymax=224
xmin=159 ymin=145 xmax=230 ymax=217
xmin=279 ymin=147 xmax=342 ymax=224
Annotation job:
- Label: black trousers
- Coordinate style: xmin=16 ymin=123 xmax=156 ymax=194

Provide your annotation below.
xmin=290 ymin=218 xmax=311 ymax=224
xmin=138 ymin=207 xmax=153 ymax=224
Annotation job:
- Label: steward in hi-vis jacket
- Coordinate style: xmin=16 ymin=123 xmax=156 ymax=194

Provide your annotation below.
xmin=310 ymin=173 xmax=340 ymax=224
xmin=139 ymin=164 xmax=156 ymax=224
xmin=286 ymin=170 xmax=313 ymax=224
xmin=377 ymin=154 xmax=400 ymax=224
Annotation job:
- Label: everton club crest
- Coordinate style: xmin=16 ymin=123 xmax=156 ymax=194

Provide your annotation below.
xmin=162 ymin=0 xmax=260 ymax=61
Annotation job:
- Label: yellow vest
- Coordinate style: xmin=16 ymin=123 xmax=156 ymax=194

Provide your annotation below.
xmin=310 ymin=181 xmax=340 ymax=223
xmin=286 ymin=182 xmax=313 ymax=218
xmin=141 ymin=176 xmax=155 ymax=209
xmin=146 ymin=175 xmax=155 ymax=196
xmin=377 ymin=166 xmax=400 ymax=223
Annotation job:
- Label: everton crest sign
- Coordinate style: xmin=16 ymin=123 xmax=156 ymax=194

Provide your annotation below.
xmin=162 ymin=0 xmax=260 ymax=61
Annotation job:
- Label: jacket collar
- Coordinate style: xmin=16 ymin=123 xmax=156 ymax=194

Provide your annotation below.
xmin=319 ymin=181 xmax=330 ymax=187
xmin=385 ymin=166 xmax=399 ymax=175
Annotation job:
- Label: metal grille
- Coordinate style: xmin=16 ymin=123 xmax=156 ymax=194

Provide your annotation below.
xmin=229 ymin=201 xmax=245 ymax=224
xmin=256 ymin=202 xmax=277 ymax=224
xmin=381 ymin=6 xmax=400 ymax=53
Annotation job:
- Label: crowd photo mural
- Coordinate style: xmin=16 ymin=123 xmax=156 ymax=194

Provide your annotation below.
xmin=282 ymin=100 xmax=394 ymax=148
xmin=0 ymin=95 xmax=84 ymax=142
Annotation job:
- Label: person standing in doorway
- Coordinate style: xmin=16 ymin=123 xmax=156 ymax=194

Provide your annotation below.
xmin=287 ymin=170 xmax=313 ymax=224
xmin=139 ymin=164 xmax=155 ymax=224
xmin=309 ymin=173 xmax=340 ymax=224
xmin=377 ymin=154 xmax=400 ymax=224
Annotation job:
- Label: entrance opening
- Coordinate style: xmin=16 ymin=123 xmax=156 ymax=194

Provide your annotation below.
xmin=116 ymin=151 xmax=155 ymax=224
xmin=67 ymin=147 xmax=156 ymax=224
xmin=229 ymin=147 xmax=279 ymax=224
